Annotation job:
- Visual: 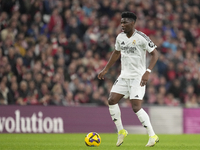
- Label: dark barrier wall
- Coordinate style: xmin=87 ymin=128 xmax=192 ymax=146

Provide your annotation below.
xmin=0 ymin=106 xmax=144 ymax=133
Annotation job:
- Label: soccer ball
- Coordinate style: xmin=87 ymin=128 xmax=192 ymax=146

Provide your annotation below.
xmin=85 ymin=132 xmax=101 ymax=147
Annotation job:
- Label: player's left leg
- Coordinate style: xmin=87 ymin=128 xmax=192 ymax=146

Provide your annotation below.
xmin=129 ymin=79 xmax=159 ymax=147
xmin=130 ymin=99 xmax=159 ymax=147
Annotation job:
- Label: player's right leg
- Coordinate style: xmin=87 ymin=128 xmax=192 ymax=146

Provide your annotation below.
xmin=108 ymin=92 xmax=128 ymax=146
xmin=116 ymin=128 xmax=128 ymax=147
xmin=109 ymin=78 xmax=129 ymax=147
xmin=146 ymin=134 xmax=159 ymax=147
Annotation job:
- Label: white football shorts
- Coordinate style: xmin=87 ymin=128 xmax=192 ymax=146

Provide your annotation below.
xmin=110 ymin=77 xmax=145 ymax=100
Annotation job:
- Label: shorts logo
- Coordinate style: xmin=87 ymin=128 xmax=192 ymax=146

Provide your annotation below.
xmin=121 ymin=41 xmax=125 ymax=45
xmin=135 ymin=95 xmax=139 ymax=98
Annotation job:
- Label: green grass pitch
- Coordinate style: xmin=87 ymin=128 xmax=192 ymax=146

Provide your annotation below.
xmin=0 ymin=134 xmax=200 ymax=150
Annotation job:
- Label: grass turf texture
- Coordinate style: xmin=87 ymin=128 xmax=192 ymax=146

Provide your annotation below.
xmin=0 ymin=134 xmax=200 ymax=150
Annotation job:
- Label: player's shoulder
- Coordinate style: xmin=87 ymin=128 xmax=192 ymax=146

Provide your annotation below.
xmin=135 ymin=30 xmax=150 ymax=41
xmin=116 ymin=32 xmax=126 ymax=39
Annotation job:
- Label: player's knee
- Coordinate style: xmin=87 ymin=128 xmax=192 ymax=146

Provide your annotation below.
xmin=108 ymin=97 xmax=116 ymax=105
xmin=132 ymin=105 xmax=141 ymax=113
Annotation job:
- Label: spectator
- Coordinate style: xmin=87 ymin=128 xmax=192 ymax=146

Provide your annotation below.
xmin=9 ymin=82 xmax=19 ymax=104
xmin=34 ymin=35 xmax=48 ymax=56
xmin=166 ymin=62 xmax=176 ymax=82
xmin=7 ymin=47 xmax=17 ymax=69
xmin=4 ymin=64 xmax=14 ymax=84
xmin=0 ymin=12 xmax=8 ymax=31
xmin=13 ymin=57 xmax=23 ymax=83
xmin=26 ymin=93 xmax=39 ymax=105
xmin=24 ymin=71 xmax=33 ymax=83
xmin=49 ymin=93 xmax=64 ymax=105
xmin=168 ymin=79 xmax=182 ymax=101
xmin=44 ymin=75 xmax=53 ymax=90
xmin=14 ymin=33 xmax=27 ymax=57
xmin=164 ymin=93 xmax=180 ymax=106
xmin=1 ymin=19 xmax=17 ymax=42
xmin=18 ymin=80 xmax=29 ymax=103
xmin=184 ymin=85 xmax=196 ymax=104
xmin=154 ymin=94 xmax=165 ymax=106
xmin=23 ymin=50 xmax=34 ymax=68
xmin=48 ymin=7 xmax=63 ymax=34
xmin=90 ymin=91 xmax=106 ymax=106
xmin=42 ymin=56 xmax=55 ymax=79
xmin=0 ymin=81 xmax=12 ymax=104
xmin=185 ymin=95 xmax=199 ymax=108
xmin=34 ymin=72 xmax=43 ymax=89
xmin=146 ymin=85 xmax=157 ymax=104
xmin=64 ymin=91 xmax=76 ymax=106
xmin=28 ymin=80 xmax=39 ymax=99
xmin=0 ymin=94 xmax=6 ymax=105
xmin=38 ymin=82 xmax=51 ymax=105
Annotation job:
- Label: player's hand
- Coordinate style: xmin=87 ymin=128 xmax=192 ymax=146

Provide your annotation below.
xmin=140 ymin=71 xmax=150 ymax=86
xmin=98 ymin=69 xmax=108 ymax=80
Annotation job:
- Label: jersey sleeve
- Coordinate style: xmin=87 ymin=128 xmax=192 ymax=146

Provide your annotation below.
xmin=139 ymin=32 xmax=157 ymax=53
xmin=143 ymin=39 xmax=157 ymax=53
xmin=115 ymin=35 xmax=121 ymax=51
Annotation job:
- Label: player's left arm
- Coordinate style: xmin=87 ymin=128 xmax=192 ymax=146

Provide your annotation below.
xmin=147 ymin=49 xmax=159 ymax=71
xmin=140 ymin=49 xmax=158 ymax=86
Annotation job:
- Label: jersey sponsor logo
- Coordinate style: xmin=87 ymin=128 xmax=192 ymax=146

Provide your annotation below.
xmin=148 ymin=41 xmax=155 ymax=48
xmin=121 ymin=46 xmax=137 ymax=51
xmin=121 ymin=46 xmax=137 ymax=54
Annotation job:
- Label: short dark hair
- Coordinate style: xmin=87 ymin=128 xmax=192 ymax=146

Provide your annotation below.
xmin=121 ymin=12 xmax=137 ymax=21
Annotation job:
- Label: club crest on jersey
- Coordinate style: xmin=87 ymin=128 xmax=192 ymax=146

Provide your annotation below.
xmin=132 ymin=40 xmax=136 ymax=45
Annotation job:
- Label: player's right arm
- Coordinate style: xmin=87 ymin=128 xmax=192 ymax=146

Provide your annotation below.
xmin=98 ymin=50 xmax=121 ymax=80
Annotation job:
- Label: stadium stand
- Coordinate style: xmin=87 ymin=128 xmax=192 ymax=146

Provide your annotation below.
xmin=0 ymin=0 xmax=199 ymax=107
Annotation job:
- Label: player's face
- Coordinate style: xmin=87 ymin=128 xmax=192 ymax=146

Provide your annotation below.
xmin=121 ymin=18 xmax=134 ymax=33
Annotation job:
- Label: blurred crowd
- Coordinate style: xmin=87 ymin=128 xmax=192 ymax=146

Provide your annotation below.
xmin=0 ymin=0 xmax=200 ymax=107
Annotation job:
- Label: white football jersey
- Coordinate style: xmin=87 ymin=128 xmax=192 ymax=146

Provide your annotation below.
xmin=115 ymin=29 xmax=157 ymax=79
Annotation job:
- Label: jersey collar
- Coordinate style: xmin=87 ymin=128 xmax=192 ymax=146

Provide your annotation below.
xmin=126 ymin=29 xmax=137 ymax=38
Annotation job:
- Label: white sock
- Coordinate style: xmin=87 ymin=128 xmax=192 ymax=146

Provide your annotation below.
xmin=109 ymin=104 xmax=124 ymax=132
xmin=136 ymin=108 xmax=155 ymax=136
